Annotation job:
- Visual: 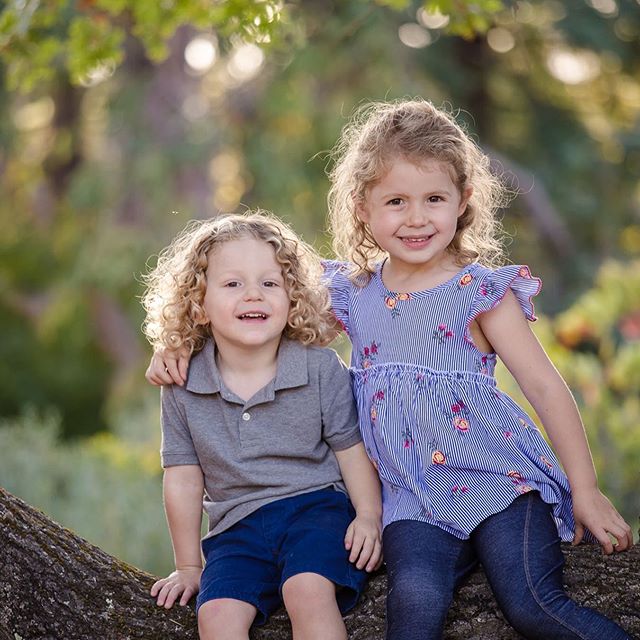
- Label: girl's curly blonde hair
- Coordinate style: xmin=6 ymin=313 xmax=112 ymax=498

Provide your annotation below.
xmin=327 ymin=99 xmax=509 ymax=281
xmin=141 ymin=210 xmax=334 ymax=355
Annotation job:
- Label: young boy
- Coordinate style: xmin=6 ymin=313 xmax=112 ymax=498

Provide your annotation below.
xmin=142 ymin=212 xmax=382 ymax=640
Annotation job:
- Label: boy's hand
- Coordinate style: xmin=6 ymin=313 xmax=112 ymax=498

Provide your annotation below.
xmin=150 ymin=566 xmax=202 ymax=608
xmin=571 ymin=487 xmax=633 ymax=555
xmin=146 ymin=349 xmax=189 ymax=386
xmin=344 ymin=512 xmax=383 ymax=572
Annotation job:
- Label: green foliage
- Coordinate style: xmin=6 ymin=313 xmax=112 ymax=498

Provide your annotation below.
xmin=66 ymin=15 xmax=124 ymax=85
xmin=0 ymin=0 xmax=507 ymax=91
xmin=0 ymin=405 xmax=176 ymax=576
xmin=0 ymin=0 xmax=289 ymax=91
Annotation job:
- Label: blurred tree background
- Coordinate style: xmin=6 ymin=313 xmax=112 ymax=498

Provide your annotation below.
xmin=0 ymin=0 xmax=638 ymax=576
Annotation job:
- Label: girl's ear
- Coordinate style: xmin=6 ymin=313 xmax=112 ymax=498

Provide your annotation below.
xmin=351 ymin=190 xmax=370 ymax=223
xmin=458 ymin=186 xmax=473 ymax=217
xmin=355 ymin=201 xmax=370 ymax=223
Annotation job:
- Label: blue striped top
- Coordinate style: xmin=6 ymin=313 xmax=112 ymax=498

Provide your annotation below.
xmin=323 ymin=260 xmax=575 ymax=541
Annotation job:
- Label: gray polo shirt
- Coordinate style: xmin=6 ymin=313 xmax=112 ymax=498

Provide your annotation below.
xmin=160 ymin=337 xmax=362 ymax=538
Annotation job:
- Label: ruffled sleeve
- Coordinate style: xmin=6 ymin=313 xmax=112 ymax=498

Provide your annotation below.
xmin=466 ymin=265 xmax=542 ymax=340
xmin=321 ymin=260 xmax=354 ymax=336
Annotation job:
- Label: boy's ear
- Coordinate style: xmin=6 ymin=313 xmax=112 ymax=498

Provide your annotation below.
xmin=193 ymin=306 xmax=209 ymax=326
xmin=458 ymin=186 xmax=473 ymax=217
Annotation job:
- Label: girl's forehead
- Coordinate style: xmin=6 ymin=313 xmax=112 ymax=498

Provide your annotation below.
xmin=367 ymin=155 xmax=459 ymax=188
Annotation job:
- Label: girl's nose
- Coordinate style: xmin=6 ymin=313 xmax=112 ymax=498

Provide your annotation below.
xmin=406 ymin=205 xmax=427 ymax=226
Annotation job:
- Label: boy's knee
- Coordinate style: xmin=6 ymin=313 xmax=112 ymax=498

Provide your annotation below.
xmin=282 ymin=572 xmax=337 ymax=616
xmin=198 ymin=598 xmax=255 ymax=639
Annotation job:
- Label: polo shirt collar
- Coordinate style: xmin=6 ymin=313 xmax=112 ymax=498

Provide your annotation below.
xmin=185 ymin=337 xmax=308 ymax=395
xmin=273 ymin=337 xmax=309 ymax=391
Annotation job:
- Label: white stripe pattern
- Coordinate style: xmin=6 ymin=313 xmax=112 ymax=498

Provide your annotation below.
xmin=322 ymin=260 xmax=576 ymax=541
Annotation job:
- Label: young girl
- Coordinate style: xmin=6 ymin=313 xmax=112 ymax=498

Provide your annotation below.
xmin=321 ymin=99 xmax=634 ymax=639
xmin=141 ymin=211 xmax=382 ymax=640
xmin=147 ymin=101 xmax=634 ymax=640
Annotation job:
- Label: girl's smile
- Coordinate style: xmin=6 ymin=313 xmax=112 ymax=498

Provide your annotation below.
xmin=357 ymin=157 xmax=471 ymax=288
xmin=397 ymin=234 xmax=435 ymax=249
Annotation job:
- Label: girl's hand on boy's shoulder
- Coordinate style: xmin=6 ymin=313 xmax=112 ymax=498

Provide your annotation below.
xmin=571 ymin=487 xmax=634 ymax=555
xmin=146 ymin=349 xmax=190 ymax=386
xmin=150 ymin=566 xmax=202 ymax=608
xmin=344 ymin=512 xmax=383 ymax=572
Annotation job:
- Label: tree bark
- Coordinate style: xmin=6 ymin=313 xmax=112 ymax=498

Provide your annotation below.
xmin=1 ymin=487 xmax=638 ymax=640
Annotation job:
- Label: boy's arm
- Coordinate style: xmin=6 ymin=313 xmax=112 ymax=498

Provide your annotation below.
xmin=478 ymin=291 xmax=633 ymax=554
xmin=334 ymin=442 xmax=383 ymax=572
xmin=151 ymin=464 xmax=205 ymax=608
xmin=146 ymin=349 xmax=190 ymax=387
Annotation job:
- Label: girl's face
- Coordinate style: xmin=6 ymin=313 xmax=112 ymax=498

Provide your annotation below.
xmin=357 ymin=157 xmax=472 ymax=276
xmin=202 ymin=236 xmax=290 ymax=354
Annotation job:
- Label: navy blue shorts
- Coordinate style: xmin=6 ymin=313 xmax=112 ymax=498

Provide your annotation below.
xmin=196 ymin=487 xmax=368 ymax=625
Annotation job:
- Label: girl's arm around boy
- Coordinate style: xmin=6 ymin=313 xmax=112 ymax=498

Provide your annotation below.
xmin=151 ymin=464 xmax=205 ymax=608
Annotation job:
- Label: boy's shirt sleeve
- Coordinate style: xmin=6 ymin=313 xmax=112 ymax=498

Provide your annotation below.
xmin=160 ymin=385 xmax=200 ymax=468
xmin=318 ymin=349 xmax=362 ymax=452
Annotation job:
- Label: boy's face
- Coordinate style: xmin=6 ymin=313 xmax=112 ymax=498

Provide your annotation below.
xmin=202 ymin=237 xmax=290 ymax=354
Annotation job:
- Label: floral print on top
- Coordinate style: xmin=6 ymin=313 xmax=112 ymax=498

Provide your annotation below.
xmin=322 ymin=260 xmax=576 ymax=542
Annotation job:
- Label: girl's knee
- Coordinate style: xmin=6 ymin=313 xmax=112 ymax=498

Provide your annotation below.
xmin=499 ymin=588 xmax=573 ymax=638
xmin=387 ymin=569 xmax=453 ymax=621
xmin=198 ymin=598 xmax=255 ymax=639
xmin=385 ymin=570 xmax=453 ymax=639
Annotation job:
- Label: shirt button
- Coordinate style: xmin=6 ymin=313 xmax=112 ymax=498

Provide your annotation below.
xmin=242 ymin=412 xmax=251 ymax=421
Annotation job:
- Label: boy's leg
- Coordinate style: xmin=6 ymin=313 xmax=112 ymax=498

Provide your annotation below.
xmin=282 ymin=573 xmax=347 ymax=640
xmin=382 ymin=520 xmax=476 ymax=640
xmin=198 ymin=598 xmax=256 ymax=640
xmin=275 ymin=489 xmax=369 ymax=637
xmin=196 ymin=513 xmax=283 ymax=630
xmin=473 ymin=492 xmax=632 ymax=640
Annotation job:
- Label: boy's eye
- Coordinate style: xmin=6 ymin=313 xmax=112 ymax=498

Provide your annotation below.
xmin=225 ymin=281 xmax=241 ymax=287
xmin=263 ymin=281 xmax=279 ymax=287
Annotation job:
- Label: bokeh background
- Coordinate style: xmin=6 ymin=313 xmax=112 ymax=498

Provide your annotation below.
xmin=1 ymin=0 xmax=639 ymax=577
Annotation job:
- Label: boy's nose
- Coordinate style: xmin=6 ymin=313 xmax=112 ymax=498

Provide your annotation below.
xmin=243 ymin=283 xmax=264 ymax=300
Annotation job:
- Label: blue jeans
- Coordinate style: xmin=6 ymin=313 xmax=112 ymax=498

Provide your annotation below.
xmin=383 ymin=492 xmax=632 ymax=640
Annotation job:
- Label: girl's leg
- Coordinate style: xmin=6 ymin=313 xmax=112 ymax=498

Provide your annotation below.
xmin=383 ymin=520 xmax=476 ymax=640
xmin=282 ymin=572 xmax=347 ymax=640
xmin=197 ymin=598 xmax=256 ymax=640
xmin=473 ymin=492 xmax=632 ymax=640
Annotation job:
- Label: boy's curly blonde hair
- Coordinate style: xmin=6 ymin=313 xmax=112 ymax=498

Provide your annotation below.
xmin=141 ymin=210 xmax=334 ymax=355
xmin=327 ymin=99 xmax=509 ymax=281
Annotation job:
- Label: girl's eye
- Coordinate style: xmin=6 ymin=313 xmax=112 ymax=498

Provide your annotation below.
xmin=263 ymin=280 xmax=281 ymax=288
xmin=225 ymin=281 xmax=241 ymax=288
xmin=428 ymin=195 xmax=443 ymax=203
xmin=387 ymin=198 xmax=403 ymax=206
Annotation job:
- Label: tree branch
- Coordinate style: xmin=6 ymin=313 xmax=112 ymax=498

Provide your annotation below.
xmin=1 ymin=487 xmax=638 ymax=639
